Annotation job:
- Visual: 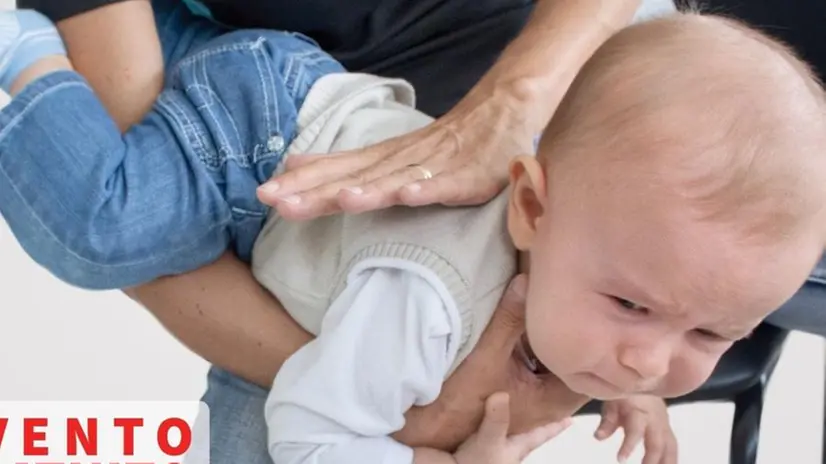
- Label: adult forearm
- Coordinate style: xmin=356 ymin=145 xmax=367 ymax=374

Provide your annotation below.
xmin=472 ymin=0 xmax=641 ymax=132
xmin=58 ymin=1 xmax=312 ymax=387
xmin=126 ymin=253 xmax=313 ymax=388
xmin=56 ymin=0 xmax=163 ymax=130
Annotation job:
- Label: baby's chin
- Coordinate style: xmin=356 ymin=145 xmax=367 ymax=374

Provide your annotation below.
xmin=564 ymin=374 xmax=694 ymax=400
xmin=560 ymin=372 xmax=640 ymax=401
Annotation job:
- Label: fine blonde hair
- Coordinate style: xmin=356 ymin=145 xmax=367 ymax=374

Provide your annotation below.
xmin=538 ymin=11 xmax=826 ymax=246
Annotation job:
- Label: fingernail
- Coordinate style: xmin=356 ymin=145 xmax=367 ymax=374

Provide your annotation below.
xmin=258 ymin=182 xmax=280 ymax=194
xmin=282 ymin=195 xmax=301 ymax=205
xmin=509 ymin=275 xmax=527 ymax=298
xmin=343 ymin=186 xmax=363 ymax=195
xmin=405 ymin=183 xmax=422 ymax=193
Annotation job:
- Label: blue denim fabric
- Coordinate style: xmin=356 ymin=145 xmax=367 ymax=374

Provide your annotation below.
xmin=0 ymin=2 xmax=317 ymax=462
xmin=156 ymin=4 xmax=282 ymax=464
xmin=189 ymin=367 xmax=272 ymax=464
xmin=0 ymin=1 xmax=345 ymax=290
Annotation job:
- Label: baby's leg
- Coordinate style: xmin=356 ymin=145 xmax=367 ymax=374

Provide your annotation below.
xmin=8 ymin=54 xmax=71 ymax=95
xmin=0 ymin=10 xmax=67 ymax=94
xmin=0 ymin=12 xmax=345 ymax=290
xmin=0 ymin=10 xmax=236 ymax=289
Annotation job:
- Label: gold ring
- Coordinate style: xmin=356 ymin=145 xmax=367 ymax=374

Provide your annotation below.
xmin=409 ymin=164 xmax=433 ymax=180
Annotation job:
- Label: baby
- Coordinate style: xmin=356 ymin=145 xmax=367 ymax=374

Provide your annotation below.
xmin=0 ymin=4 xmax=824 ymax=464
xmin=251 ymin=12 xmax=826 ymax=464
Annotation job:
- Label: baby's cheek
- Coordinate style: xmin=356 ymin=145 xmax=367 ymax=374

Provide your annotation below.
xmin=659 ymin=355 xmax=719 ymax=397
xmin=528 ymin=313 xmax=586 ymax=375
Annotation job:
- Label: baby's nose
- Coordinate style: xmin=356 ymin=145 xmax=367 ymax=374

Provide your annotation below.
xmin=617 ymin=341 xmax=671 ymax=382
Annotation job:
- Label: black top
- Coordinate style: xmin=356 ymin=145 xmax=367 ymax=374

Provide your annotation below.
xmin=18 ymin=0 xmax=826 ymax=116
xmin=19 ymin=0 xmax=533 ymax=116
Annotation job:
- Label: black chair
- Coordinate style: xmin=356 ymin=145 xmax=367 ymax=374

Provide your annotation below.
xmin=576 ymin=322 xmax=789 ymax=464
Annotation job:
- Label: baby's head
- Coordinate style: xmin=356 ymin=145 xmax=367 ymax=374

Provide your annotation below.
xmin=507 ymin=13 xmax=826 ymax=400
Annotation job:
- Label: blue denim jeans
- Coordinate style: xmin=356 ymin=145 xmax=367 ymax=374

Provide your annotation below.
xmin=0 ymin=0 xmax=344 ymax=290
xmin=0 ymin=2 xmax=341 ymax=461
xmin=153 ymin=5 xmax=282 ymax=463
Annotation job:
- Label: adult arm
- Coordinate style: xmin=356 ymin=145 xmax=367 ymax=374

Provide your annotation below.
xmin=125 ymin=253 xmax=313 ymax=388
xmin=51 ymin=0 xmax=164 ymax=131
xmin=259 ymin=0 xmax=642 ymax=219
xmin=40 ymin=0 xmax=313 ymax=386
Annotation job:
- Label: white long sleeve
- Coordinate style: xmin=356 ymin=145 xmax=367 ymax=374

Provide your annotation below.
xmin=265 ymin=259 xmax=462 ymax=464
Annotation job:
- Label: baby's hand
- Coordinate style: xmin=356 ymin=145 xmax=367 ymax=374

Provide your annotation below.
xmin=595 ymin=395 xmax=677 ymax=464
xmin=453 ymin=392 xmax=572 ymax=464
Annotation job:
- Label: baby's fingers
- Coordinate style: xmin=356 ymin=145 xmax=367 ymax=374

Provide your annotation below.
xmin=595 ymin=402 xmax=621 ymax=440
xmin=511 ymin=418 xmax=573 ymax=460
xmin=642 ymin=427 xmax=678 ymax=464
xmin=640 ymin=430 xmax=665 ymax=464
xmin=617 ymin=414 xmax=646 ymax=463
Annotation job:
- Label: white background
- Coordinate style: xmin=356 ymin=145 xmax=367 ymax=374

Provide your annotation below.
xmin=0 ymin=0 xmax=824 ymax=462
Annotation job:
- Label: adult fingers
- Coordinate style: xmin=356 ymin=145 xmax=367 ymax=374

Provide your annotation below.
xmin=480 ymin=274 xmax=529 ymax=352
xmin=257 ymin=146 xmax=383 ymax=209
xmin=512 ymin=417 xmax=574 ymax=460
xmin=335 ymin=162 xmax=442 ymax=213
xmin=397 ymin=163 xmax=506 ymax=208
xmin=475 ymin=392 xmax=512 ymax=443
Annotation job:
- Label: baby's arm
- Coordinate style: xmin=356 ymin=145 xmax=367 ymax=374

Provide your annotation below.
xmin=265 ymin=263 xmax=461 ymax=464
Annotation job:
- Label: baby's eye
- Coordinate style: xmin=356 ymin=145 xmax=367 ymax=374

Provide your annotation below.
xmin=694 ymin=328 xmax=725 ymax=340
xmin=694 ymin=328 xmax=742 ymax=342
xmin=613 ymin=297 xmax=649 ymax=315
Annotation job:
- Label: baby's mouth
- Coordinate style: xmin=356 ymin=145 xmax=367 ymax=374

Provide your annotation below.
xmin=517 ymin=335 xmax=550 ymax=375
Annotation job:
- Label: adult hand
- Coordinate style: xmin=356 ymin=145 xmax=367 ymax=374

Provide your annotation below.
xmin=257 ymin=87 xmax=537 ymax=220
xmin=256 ymin=0 xmax=643 ymax=221
xmin=392 ymin=275 xmax=590 ymax=452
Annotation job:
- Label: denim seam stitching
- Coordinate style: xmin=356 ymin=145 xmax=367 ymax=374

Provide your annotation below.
xmin=172 ymin=42 xmax=266 ymax=70
xmin=251 ymin=37 xmax=275 ymax=148
xmin=195 ymin=50 xmax=241 ymax=164
xmin=0 ymin=153 xmax=233 ymax=271
xmin=0 ymin=81 xmax=88 ymax=141
xmin=179 ymin=38 xmax=286 ymax=166
xmin=158 ymin=93 xmax=214 ymax=169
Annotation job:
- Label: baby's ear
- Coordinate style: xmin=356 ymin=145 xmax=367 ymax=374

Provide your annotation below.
xmin=508 ymin=155 xmax=547 ymax=250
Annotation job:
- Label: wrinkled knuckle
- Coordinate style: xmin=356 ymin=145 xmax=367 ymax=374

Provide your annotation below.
xmin=345 ymin=170 xmax=368 ymax=186
xmin=283 ymin=168 xmax=303 ymax=183
xmin=633 ymin=406 xmax=651 ymax=417
xmin=499 ymin=310 xmax=524 ymax=330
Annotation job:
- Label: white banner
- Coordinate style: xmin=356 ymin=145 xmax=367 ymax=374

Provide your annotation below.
xmin=0 ymin=401 xmax=210 ymax=464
